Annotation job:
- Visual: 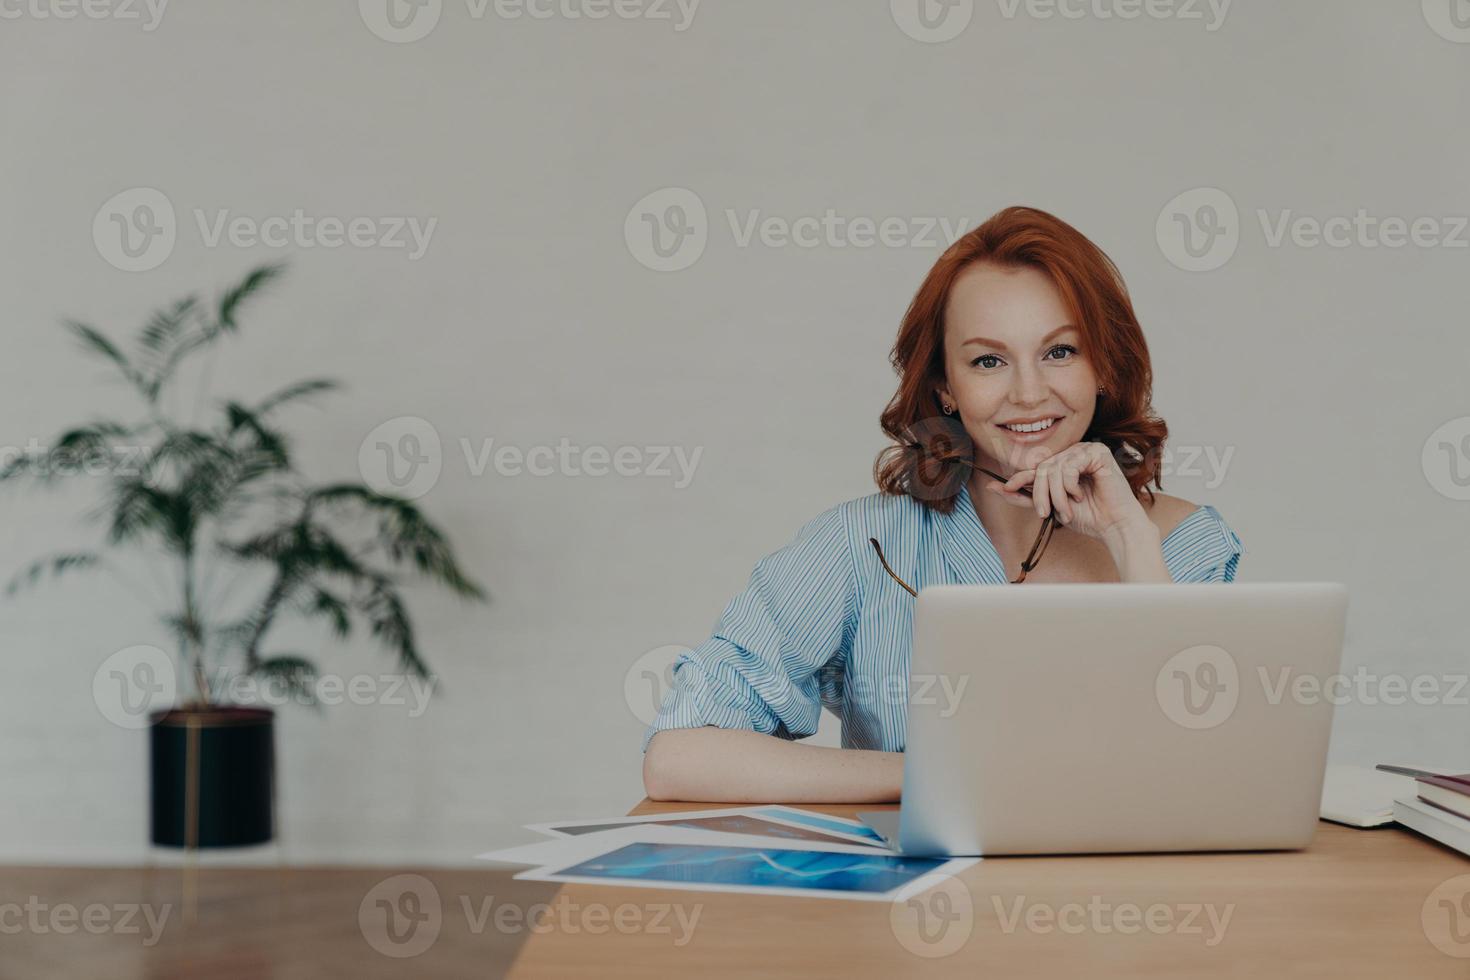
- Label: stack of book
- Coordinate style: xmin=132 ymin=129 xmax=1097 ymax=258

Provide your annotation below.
xmin=1395 ymin=773 xmax=1470 ymax=855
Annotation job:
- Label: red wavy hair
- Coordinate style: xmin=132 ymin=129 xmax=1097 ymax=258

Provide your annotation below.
xmin=874 ymin=206 xmax=1168 ymax=514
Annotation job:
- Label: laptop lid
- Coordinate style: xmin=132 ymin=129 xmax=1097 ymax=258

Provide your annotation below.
xmin=895 ymin=583 xmax=1347 ymax=856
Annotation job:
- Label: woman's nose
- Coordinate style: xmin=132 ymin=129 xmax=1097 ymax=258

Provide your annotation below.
xmin=1009 ymin=366 xmax=1049 ymax=407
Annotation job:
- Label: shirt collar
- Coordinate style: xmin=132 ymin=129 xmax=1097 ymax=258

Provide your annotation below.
xmin=934 ymin=482 xmax=1008 ymax=585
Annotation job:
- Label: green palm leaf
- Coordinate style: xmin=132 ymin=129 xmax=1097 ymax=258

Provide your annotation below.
xmin=217 ymin=263 xmax=284 ymax=332
xmin=6 ymin=552 xmax=100 ymax=594
xmin=311 ymin=485 xmax=485 ymax=599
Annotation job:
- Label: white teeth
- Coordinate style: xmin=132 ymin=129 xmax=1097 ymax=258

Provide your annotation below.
xmin=1003 ymin=418 xmax=1058 ymax=433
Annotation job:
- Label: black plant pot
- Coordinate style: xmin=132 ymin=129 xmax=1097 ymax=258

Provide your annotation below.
xmin=149 ymin=706 xmax=275 ymax=848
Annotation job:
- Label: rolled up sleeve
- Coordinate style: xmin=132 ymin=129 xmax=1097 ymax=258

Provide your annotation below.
xmin=1163 ymin=505 xmax=1244 ymax=583
xmin=642 ymin=506 xmax=857 ymax=752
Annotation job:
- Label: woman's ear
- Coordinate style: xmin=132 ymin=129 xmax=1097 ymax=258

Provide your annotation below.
xmin=934 ymin=386 xmax=956 ymax=415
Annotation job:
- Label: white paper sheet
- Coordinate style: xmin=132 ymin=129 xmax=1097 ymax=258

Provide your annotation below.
xmin=1319 ymin=764 xmax=1418 ymax=827
xmin=476 ymin=823 xmax=892 ymax=867
xmin=524 ymin=805 xmax=886 ymax=848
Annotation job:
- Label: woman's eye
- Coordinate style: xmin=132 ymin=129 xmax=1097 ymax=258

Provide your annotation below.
xmin=971 ymin=354 xmax=1003 ymax=369
xmin=1045 ymin=344 xmax=1078 ymax=361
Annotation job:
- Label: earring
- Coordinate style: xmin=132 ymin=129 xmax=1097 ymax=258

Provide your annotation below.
xmin=1096 ymin=385 xmax=1105 ymax=394
xmin=942 ymin=402 xmax=955 ymax=415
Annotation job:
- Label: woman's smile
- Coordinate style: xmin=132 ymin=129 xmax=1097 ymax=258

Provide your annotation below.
xmin=995 ymin=414 xmax=1065 ymax=443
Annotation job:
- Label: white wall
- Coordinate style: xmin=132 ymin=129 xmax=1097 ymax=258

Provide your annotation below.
xmin=2 ymin=0 xmax=1467 ymax=864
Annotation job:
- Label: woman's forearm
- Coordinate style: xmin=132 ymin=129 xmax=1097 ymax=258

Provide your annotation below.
xmin=643 ymin=727 xmax=903 ymax=804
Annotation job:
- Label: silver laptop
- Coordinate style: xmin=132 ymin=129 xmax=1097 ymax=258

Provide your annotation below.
xmin=859 ymin=583 xmax=1348 ymax=856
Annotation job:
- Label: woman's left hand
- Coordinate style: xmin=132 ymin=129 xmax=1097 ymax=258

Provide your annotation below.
xmin=985 ymin=441 xmax=1149 ymax=541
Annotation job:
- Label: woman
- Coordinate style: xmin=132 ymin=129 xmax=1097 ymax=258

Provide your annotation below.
xmin=642 ymin=206 xmax=1243 ymax=804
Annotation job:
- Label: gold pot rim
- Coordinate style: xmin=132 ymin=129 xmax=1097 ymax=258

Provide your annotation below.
xmin=149 ymin=706 xmax=275 ymax=728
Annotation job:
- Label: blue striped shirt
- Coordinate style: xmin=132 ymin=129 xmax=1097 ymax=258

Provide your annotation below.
xmin=643 ymin=483 xmax=1244 ymax=753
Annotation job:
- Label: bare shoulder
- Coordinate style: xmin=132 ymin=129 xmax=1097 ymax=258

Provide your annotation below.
xmin=1139 ymin=492 xmax=1202 ymax=540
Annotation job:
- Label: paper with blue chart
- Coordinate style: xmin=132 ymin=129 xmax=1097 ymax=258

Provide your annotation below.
xmin=479 ymin=810 xmax=978 ymax=901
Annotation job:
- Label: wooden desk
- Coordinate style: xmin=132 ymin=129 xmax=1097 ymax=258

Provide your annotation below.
xmin=506 ymin=799 xmax=1470 ymax=979
xmin=5 ymin=806 xmax=1465 ymax=978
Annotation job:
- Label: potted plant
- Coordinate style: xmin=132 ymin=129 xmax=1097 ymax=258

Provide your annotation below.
xmin=3 ymin=264 xmax=485 ymax=848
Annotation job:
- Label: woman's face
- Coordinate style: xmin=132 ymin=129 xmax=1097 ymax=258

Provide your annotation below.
xmin=937 ymin=261 xmax=1100 ymax=474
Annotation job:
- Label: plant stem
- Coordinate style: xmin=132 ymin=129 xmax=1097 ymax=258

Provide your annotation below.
xmin=243 ymin=571 xmax=288 ymax=673
xmin=181 ymin=546 xmax=209 ymax=706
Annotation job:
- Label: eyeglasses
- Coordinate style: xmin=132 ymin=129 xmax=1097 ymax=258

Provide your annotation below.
xmin=868 ymin=463 xmax=1056 ymax=592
